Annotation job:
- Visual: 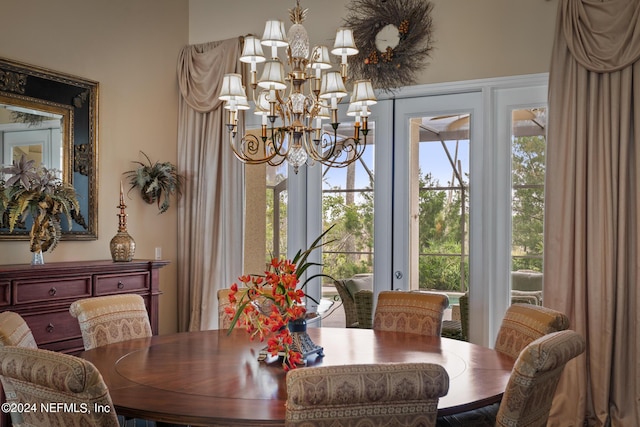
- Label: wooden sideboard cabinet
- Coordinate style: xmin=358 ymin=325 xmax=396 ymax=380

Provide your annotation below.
xmin=0 ymin=259 xmax=169 ymax=355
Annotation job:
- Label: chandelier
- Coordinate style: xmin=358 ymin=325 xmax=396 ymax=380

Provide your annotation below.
xmin=218 ymin=0 xmax=377 ymax=173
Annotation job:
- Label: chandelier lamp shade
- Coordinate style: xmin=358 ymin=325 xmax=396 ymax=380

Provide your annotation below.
xmin=218 ymin=0 xmax=377 ymax=173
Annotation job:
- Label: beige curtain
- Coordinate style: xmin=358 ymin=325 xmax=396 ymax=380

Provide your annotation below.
xmin=176 ymin=38 xmax=244 ymax=331
xmin=545 ymin=1 xmax=640 ymax=426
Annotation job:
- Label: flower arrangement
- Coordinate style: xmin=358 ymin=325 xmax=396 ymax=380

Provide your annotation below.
xmin=226 ymin=258 xmax=307 ymax=370
xmin=225 ymin=228 xmax=333 ymax=371
xmin=0 ymin=154 xmax=84 ymax=253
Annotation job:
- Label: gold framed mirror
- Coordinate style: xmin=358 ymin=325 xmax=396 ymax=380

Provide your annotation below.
xmin=0 ymin=57 xmax=98 ymax=240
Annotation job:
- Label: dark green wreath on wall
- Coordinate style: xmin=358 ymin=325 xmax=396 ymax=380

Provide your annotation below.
xmin=344 ymin=0 xmax=434 ymax=93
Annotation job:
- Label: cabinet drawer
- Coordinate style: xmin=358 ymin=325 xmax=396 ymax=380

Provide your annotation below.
xmin=95 ymin=272 xmax=149 ymax=295
xmin=0 ymin=281 xmax=10 ymax=306
xmin=23 ymin=310 xmax=81 ymax=346
xmin=13 ymin=277 xmax=91 ymax=305
xmin=39 ymin=337 xmax=85 ymax=355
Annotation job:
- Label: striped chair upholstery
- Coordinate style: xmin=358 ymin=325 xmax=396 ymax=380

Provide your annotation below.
xmin=69 ymin=294 xmax=152 ymax=350
xmin=286 ymin=363 xmax=449 ymax=427
xmin=437 ymin=329 xmax=585 ymax=427
xmin=0 ymin=346 xmax=119 ymax=427
xmin=373 ymin=291 xmax=449 ymax=337
xmin=494 ymin=303 xmax=570 ymax=360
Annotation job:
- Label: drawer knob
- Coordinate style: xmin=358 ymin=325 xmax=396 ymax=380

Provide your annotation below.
xmin=49 ymin=287 xmax=57 ymax=296
xmin=46 ymin=323 xmax=54 ymax=333
xmin=117 ymin=281 xmax=125 ymax=289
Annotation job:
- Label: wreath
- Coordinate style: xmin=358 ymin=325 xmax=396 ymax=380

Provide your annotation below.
xmin=344 ymin=0 xmax=434 ymax=93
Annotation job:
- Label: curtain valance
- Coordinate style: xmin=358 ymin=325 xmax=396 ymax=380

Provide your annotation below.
xmin=177 ymin=38 xmax=241 ymax=112
xmin=561 ymin=0 xmax=640 ymax=72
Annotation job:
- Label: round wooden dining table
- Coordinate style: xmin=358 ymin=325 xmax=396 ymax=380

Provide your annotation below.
xmin=81 ymin=328 xmax=515 ymax=426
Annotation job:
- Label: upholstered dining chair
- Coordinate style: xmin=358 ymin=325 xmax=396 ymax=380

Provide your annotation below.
xmin=0 ymin=346 xmax=119 ymax=427
xmin=437 ymin=329 xmax=585 ymax=427
xmin=0 ymin=311 xmax=37 ymax=349
xmin=286 ymin=362 xmax=450 ymax=427
xmin=494 ymin=303 xmax=570 ymax=360
xmin=69 ymin=293 xmax=152 ymax=350
xmin=373 ymin=290 xmax=449 ymax=336
xmin=69 ymin=295 xmax=159 ymax=427
xmin=0 ymin=311 xmax=38 ymax=426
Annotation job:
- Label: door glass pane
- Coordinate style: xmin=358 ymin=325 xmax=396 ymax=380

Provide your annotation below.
xmin=266 ymin=165 xmax=288 ymax=262
xmin=510 ymin=108 xmax=546 ymax=301
xmin=319 ymin=120 xmax=375 ymax=328
xmin=412 ymin=114 xmax=470 ymax=301
xmin=321 ymin=120 xmax=375 ymax=279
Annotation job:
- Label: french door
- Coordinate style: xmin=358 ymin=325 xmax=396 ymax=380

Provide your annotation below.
xmin=392 ymin=92 xmax=482 ymax=293
xmin=392 ymin=92 xmax=494 ymax=343
xmin=390 ymin=80 xmax=548 ymax=346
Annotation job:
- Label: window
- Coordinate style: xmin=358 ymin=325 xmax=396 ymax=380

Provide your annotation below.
xmin=511 ymin=108 xmax=546 ymax=273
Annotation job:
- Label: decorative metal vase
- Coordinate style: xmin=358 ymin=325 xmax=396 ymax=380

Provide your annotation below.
xmin=110 ymin=183 xmax=135 ymax=262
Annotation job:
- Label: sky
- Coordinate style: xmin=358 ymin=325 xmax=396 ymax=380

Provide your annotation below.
xmin=322 ymin=134 xmax=470 ymax=191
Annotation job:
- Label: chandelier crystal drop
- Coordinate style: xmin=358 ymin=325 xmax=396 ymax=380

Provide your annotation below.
xmin=218 ymin=0 xmax=377 ymax=174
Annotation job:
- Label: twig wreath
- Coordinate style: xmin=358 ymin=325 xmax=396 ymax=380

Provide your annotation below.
xmin=344 ymin=0 xmax=434 ymax=93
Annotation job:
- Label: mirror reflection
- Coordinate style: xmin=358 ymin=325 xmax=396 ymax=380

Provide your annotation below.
xmin=0 ymin=101 xmax=66 ymax=179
